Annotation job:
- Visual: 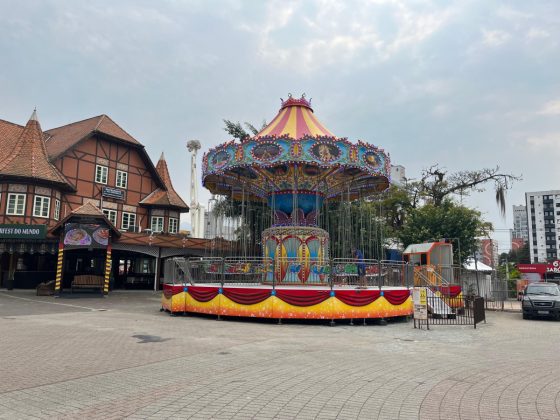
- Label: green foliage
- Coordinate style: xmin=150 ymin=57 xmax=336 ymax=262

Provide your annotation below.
xmin=325 ymin=199 xmax=388 ymax=260
xmin=223 ymin=120 xmax=250 ymax=141
xmin=497 ymin=262 xmax=521 ymax=280
xmin=397 ymin=200 xmax=492 ymax=264
xmin=377 ymin=185 xmax=415 ymax=233
xmin=508 ymin=242 xmax=530 ymax=264
xmin=223 ymin=119 xmax=268 ymax=141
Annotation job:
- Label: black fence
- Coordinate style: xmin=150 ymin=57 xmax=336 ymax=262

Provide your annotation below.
xmin=414 ymin=292 xmax=486 ymax=330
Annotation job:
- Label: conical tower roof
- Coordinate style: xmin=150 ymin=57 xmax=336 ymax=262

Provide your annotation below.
xmin=140 ymin=153 xmax=189 ymax=211
xmin=0 ymin=110 xmax=73 ymax=190
xmin=256 ymin=95 xmax=334 ymax=139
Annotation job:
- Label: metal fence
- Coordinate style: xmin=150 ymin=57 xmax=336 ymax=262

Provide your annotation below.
xmin=414 ymin=293 xmax=486 ymax=329
xmin=164 ymin=257 xmax=490 ymax=293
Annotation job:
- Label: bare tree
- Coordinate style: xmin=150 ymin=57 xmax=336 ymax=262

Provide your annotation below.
xmin=411 ymin=165 xmax=521 ymax=216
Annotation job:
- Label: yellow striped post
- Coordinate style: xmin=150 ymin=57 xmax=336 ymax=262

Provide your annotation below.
xmin=103 ymin=244 xmax=112 ymax=295
xmin=54 ymin=241 xmax=64 ymax=295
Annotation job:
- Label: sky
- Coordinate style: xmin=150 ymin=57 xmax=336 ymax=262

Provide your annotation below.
xmin=1 ymin=0 xmax=559 ymax=253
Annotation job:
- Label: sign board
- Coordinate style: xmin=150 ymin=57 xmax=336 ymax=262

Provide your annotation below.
xmin=519 ymin=261 xmax=560 ymax=277
xmin=102 ymin=186 xmax=125 ymax=200
xmin=413 ymin=287 xmax=428 ymax=320
xmin=63 ymin=223 xmax=110 ymax=249
xmin=0 ymin=224 xmax=47 ymax=239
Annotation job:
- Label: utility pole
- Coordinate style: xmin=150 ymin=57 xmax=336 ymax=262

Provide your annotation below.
xmin=474 ymin=250 xmax=481 ymax=296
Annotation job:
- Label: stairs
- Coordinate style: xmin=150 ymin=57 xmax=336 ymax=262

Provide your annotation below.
xmin=415 ymin=266 xmax=455 ymax=318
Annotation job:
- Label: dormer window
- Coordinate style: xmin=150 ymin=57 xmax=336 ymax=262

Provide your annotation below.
xmin=151 ymin=216 xmax=164 ymax=233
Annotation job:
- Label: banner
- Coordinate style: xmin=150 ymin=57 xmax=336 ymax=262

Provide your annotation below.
xmin=63 ymin=223 xmax=110 ymax=249
xmin=0 ymin=224 xmax=46 ymax=239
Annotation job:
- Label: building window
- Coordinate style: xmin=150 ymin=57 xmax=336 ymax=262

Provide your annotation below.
xmin=95 ymin=165 xmax=108 ymax=184
xmin=103 ymin=209 xmax=117 ymax=226
xmin=151 ymin=216 xmax=164 ymax=233
xmin=33 ymin=196 xmax=51 ymax=218
xmin=122 ymin=212 xmax=136 ymax=231
xmin=116 ymin=170 xmax=128 ymax=189
xmin=7 ymin=193 xmax=26 ymax=215
xmin=169 ymin=217 xmax=179 ymax=234
xmin=54 ymin=199 xmax=60 ymax=220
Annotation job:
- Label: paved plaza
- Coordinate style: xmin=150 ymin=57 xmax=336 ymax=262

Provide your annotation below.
xmin=1 ymin=290 xmax=559 ymax=419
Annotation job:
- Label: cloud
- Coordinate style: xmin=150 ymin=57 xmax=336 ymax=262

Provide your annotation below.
xmin=432 ymin=103 xmax=450 ymax=118
xmin=537 ymin=100 xmax=560 ymax=116
xmin=246 ymin=1 xmax=456 ymax=72
xmin=526 ymin=27 xmax=550 ymax=40
xmin=481 ymin=29 xmax=510 ymax=47
xmin=525 ymin=132 xmax=560 ymax=151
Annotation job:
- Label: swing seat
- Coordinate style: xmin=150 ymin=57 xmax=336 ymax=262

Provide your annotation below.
xmin=344 ymin=264 xmax=358 ymax=275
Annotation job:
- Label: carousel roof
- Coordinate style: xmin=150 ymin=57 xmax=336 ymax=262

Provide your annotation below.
xmin=256 ymin=95 xmax=334 ymax=139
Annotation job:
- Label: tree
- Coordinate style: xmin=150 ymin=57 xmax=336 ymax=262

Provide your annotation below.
xmin=397 ymin=200 xmax=492 ymax=264
xmin=508 ymin=242 xmax=530 ymax=264
xmin=410 ymin=165 xmax=521 ymax=215
xmin=223 ymin=119 xmax=267 ymax=142
xmin=377 ymin=185 xmax=415 ymax=233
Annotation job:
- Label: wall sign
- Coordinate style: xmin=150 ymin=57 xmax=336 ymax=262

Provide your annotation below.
xmin=413 ymin=287 xmax=428 ymax=320
xmin=102 ymin=186 xmax=125 ymax=200
xmin=0 ymin=224 xmax=47 ymax=239
xmin=64 ymin=223 xmax=110 ymax=249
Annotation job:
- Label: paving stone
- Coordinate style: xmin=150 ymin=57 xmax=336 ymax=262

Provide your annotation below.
xmin=1 ymin=290 xmax=560 ymax=419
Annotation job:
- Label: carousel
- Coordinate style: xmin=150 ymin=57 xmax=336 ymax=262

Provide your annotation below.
xmin=162 ymin=95 xmax=413 ymax=322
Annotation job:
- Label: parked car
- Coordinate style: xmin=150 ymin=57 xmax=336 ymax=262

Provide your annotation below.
xmin=522 ymin=282 xmax=560 ymax=320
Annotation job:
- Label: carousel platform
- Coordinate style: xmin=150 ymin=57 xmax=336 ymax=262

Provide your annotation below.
xmin=161 ymin=283 xmax=413 ymax=320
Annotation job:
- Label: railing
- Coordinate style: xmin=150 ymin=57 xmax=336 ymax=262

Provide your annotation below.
xmin=223 ymin=257 xmax=273 ymax=286
xmin=414 ymin=294 xmax=486 ymax=329
xmin=164 ymin=257 xmax=487 ymax=297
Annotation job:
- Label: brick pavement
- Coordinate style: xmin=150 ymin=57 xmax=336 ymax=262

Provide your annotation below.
xmin=1 ymin=290 xmax=560 ymax=419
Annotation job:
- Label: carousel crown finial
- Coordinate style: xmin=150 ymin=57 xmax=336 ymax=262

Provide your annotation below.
xmin=280 ymin=93 xmax=313 ymax=111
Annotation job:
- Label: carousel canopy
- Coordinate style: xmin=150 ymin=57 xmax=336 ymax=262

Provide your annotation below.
xmin=256 ymin=95 xmax=334 ymax=139
xmin=202 ymin=95 xmax=390 ymax=204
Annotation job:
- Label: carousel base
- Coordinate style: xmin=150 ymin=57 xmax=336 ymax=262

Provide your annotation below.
xmin=161 ymin=283 xmax=412 ymax=320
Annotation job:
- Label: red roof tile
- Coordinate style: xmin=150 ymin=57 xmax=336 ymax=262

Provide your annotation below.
xmin=0 ymin=112 xmax=74 ymax=190
xmin=50 ymin=201 xmax=120 ymax=237
xmin=140 ymin=153 xmax=189 ymax=211
xmin=44 ymin=114 xmax=141 ymax=159
xmin=0 ymin=119 xmax=24 ymax=163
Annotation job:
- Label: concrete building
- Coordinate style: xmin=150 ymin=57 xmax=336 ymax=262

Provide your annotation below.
xmin=526 ymin=190 xmax=560 ymax=263
xmin=390 ymin=165 xmax=406 ymax=186
xmin=512 ymin=205 xmax=529 ymax=243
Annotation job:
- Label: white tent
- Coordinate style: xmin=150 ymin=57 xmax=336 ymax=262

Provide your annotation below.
xmin=463 ymin=258 xmax=493 ymax=272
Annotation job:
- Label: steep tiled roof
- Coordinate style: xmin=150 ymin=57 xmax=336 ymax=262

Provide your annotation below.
xmin=0 ymin=111 xmax=74 ymax=190
xmin=44 ymin=114 xmax=141 ymax=159
xmin=0 ymin=119 xmax=24 ymax=161
xmin=50 ymin=202 xmax=120 ymax=237
xmin=140 ymin=153 xmax=189 ymax=211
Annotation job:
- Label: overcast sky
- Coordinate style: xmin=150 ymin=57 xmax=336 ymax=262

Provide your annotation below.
xmin=1 ymin=0 xmax=559 ymax=252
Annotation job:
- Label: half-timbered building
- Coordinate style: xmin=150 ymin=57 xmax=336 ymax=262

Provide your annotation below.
xmin=0 ymin=110 xmax=213 ymax=292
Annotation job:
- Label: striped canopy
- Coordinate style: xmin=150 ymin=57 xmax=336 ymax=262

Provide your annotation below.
xmin=257 ymin=96 xmax=334 ymax=139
